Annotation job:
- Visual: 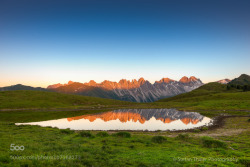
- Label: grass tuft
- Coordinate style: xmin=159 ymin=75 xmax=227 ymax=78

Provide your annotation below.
xmin=194 ymin=129 xmax=200 ymax=133
xmin=60 ymin=128 xmax=73 ymax=134
xmin=79 ymin=131 xmax=94 ymax=138
xmin=202 ymin=127 xmax=208 ymax=131
xmin=151 ymin=136 xmax=167 ymax=144
xmin=238 ymin=158 xmax=250 ymax=166
xmin=201 ymin=136 xmax=227 ymax=148
xmin=176 ymin=133 xmax=190 ymax=141
xmin=96 ymin=131 xmax=109 ymax=137
xmin=113 ymin=132 xmax=131 ymax=138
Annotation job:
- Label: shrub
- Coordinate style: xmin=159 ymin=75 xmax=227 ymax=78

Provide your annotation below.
xmin=79 ymin=131 xmax=94 ymax=138
xmin=201 ymin=136 xmax=227 ymax=148
xmin=238 ymin=158 xmax=250 ymax=166
xmin=202 ymin=127 xmax=208 ymax=131
xmin=101 ymin=145 xmax=111 ymax=151
xmin=113 ymin=132 xmax=131 ymax=138
xmin=248 ymin=119 xmax=250 ymax=122
xmin=129 ymin=145 xmax=135 ymax=149
xmin=136 ymin=162 xmax=149 ymax=167
xmin=0 ymin=155 xmax=10 ymax=163
xmin=194 ymin=129 xmax=200 ymax=133
xmin=97 ymin=131 xmax=109 ymax=137
xmin=60 ymin=128 xmax=73 ymax=134
xmin=21 ymin=164 xmax=29 ymax=167
xmin=176 ymin=133 xmax=189 ymax=141
xmin=151 ymin=136 xmax=167 ymax=144
xmin=145 ymin=141 xmax=151 ymax=147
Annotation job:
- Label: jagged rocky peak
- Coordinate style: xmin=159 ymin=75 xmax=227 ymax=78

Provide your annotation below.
xmin=179 ymin=76 xmax=198 ymax=83
xmin=117 ymin=78 xmax=146 ymax=89
xmin=189 ymin=76 xmax=198 ymax=81
xmin=85 ymin=80 xmax=97 ymax=86
xmin=47 ymin=80 xmax=74 ymax=89
xmin=155 ymin=78 xmax=174 ymax=84
xmin=100 ymin=80 xmax=114 ymax=86
xmin=68 ymin=81 xmax=74 ymax=85
xmin=100 ymin=80 xmax=115 ymax=89
xmin=138 ymin=77 xmax=146 ymax=85
xmin=47 ymin=83 xmax=63 ymax=89
xmin=119 ymin=79 xmax=128 ymax=84
xmin=132 ymin=79 xmax=138 ymax=83
xmin=179 ymin=76 xmax=189 ymax=83
xmin=82 ymin=78 xmax=150 ymax=90
xmin=89 ymin=80 xmax=96 ymax=85
xmin=131 ymin=79 xmax=139 ymax=86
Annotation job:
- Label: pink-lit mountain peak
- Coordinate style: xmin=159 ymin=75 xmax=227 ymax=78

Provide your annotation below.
xmin=47 ymin=80 xmax=75 ymax=89
xmin=47 ymin=76 xmax=203 ymax=102
xmin=179 ymin=76 xmax=198 ymax=83
xmin=48 ymin=76 xmax=200 ymax=89
xmin=155 ymin=78 xmax=174 ymax=84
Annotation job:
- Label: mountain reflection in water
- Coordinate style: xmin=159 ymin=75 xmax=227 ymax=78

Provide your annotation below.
xmin=16 ymin=109 xmax=212 ymax=131
xmin=67 ymin=109 xmax=204 ymax=125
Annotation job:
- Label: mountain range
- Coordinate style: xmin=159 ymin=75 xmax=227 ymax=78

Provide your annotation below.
xmin=47 ymin=76 xmax=203 ymax=102
xmin=0 ymin=84 xmax=46 ymax=91
xmin=1 ymin=74 xmax=249 ymax=102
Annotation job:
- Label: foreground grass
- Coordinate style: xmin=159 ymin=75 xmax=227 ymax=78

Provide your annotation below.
xmin=0 ymin=109 xmax=249 ymax=167
xmin=0 ymin=83 xmax=249 ymax=166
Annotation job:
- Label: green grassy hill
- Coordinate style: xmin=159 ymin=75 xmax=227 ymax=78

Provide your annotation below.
xmin=0 ymin=90 xmax=133 ymax=109
xmin=158 ymin=82 xmax=235 ymax=102
xmin=229 ymin=74 xmax=250 ymax=85
xmin=156 ymin=82 xmax=250 ymax=111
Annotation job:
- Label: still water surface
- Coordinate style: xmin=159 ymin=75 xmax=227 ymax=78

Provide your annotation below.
xmin=16 ymin=109 xmax=213 ymax=131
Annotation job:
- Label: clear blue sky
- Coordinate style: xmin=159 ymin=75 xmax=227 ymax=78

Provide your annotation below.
xmin=1 ymin=0 xmax=249 ymax=87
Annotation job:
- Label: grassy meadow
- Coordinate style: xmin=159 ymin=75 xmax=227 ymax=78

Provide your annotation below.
xmin=0 ymin=90 xmax=133 ymax=110
xmin=0 ymin=82 xmax=249 ymax=166
xmin=0 ymin=115 xmax=249 ymax=167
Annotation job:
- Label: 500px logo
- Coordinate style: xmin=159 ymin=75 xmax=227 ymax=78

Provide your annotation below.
xmin=10 ymin=144 xmax=25 ymax=151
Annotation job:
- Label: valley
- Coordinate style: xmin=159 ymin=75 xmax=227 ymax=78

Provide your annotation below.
xmin=0 ymin=74 xmax=249 ymax=166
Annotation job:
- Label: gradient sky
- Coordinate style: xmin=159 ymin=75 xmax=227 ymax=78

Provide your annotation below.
xmin=1 ymin=0 xmax=250 ymax=88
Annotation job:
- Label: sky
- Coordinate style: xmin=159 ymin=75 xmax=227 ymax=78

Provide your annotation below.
xmin=1 ymin=0 xmax=250 ymax=88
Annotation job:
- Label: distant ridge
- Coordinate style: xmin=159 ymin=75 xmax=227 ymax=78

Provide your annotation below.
xmin=216 ymin=79 xmax=231 ymax=84
xmin=0 ymin=84 xmax=47 ymax=91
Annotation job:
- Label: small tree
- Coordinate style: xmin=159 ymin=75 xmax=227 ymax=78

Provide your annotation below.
xmin=243 ymin=85 xmax=250 ymax=92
